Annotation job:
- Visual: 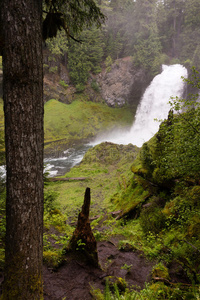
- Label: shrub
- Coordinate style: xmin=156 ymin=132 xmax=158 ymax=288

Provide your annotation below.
xmin=43 ymin=249 xmax=62 ymax=268
xmin=91 ymin=80 xmax=100 ymax=92
xmin=59 ymin=80 xmax=68 ymax=88
xmin=105 ymin=55 xmax=113 ymax=73
xmin=44 ymin=190 xmax=59 ymax=213
xmin=75 ymin=83 xmax=85 ymax=93
xmin=49 ymin=66 xmax=58 ymax=73
xmin=140 ymin=204 xmax=166 ymax=235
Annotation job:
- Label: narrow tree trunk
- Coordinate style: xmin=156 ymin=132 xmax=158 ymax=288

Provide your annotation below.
xmin=68 ymin=188 xmax=99 ymax=267
xmin=1 ymin=0 xmax=44 ymax=299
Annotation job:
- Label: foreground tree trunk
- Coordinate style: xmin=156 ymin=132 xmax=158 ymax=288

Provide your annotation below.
xmin=1 ymin=0 xmax=44 ymax=298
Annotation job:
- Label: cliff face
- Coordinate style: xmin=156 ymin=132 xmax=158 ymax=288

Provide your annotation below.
xmin=96 ymin=57 xmax=151 ymax=107
xmin=43 ymin=70 xmax=75 ymax=104
xmin=0 ymin=55 xmax=151 ymax=108
xmin=43 ymin=56 xmax=151 ymax=107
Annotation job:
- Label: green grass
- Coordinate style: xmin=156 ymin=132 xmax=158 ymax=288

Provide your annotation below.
xmin=0 ymin=97 xmax=134 ymax=153
xmin=44 ymin=99 xmax=133 ymax=144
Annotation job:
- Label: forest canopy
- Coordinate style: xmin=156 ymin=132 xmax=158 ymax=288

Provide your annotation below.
xmin=45 ymin=0 xmax=200 ymax=87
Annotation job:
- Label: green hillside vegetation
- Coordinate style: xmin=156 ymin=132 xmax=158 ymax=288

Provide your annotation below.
xmin=41 ymin=77 xmax=200 ymax=298
xmin=44 ymin=98 xmax=133 ymax=153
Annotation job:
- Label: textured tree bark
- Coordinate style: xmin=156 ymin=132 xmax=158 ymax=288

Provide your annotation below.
xmin=1 ymin=0 xmax=44 ymax=299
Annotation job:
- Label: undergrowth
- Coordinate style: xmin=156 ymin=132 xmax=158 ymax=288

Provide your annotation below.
xmin=91 ymin=281 xmax=200 ymax=300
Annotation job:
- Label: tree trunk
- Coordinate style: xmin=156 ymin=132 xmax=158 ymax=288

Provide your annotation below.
xmin=68 ymin=188 xmax=99 ymax=267
xmin=1 ymin=0 xmax=44 ymax=299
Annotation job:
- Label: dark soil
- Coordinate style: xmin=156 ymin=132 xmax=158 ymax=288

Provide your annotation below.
xmin=43 ymin=237 xmax=154 ymax=300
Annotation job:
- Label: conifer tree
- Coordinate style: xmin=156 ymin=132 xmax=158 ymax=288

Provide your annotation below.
xmin=0 ymin=1 xmax=104 ymax=298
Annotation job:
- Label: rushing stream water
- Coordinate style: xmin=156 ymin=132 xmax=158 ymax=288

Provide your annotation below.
xmin=0 ymin=64 xmax=188 ymax=179
xmin=44 ymin=144 xmax=92 ymax=177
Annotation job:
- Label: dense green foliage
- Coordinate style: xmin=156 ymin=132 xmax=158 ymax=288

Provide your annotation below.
xmin=147 ymin=70 xmax=200 ymax=184
xmin=45 ymin=0 xmax=200 ymax=83
xmin=68 ymin=28 xmax=104 ymax=87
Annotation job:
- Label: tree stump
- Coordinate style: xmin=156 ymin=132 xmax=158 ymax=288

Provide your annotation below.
xmin=67 ymin=187 xmax=99 ymax=267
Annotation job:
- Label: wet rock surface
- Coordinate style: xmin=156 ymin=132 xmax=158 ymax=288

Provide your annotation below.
xmin=96 ymin=57 xmax=151 ymax=107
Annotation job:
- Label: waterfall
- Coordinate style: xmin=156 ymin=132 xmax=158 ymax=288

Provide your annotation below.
xmin=92 ymin=64 xmax=188 ymax=147
xmin=127 ymin=64 xmax=188 ymax=146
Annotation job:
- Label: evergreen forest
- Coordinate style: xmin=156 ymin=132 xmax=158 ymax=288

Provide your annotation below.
xmin=44 ymin=0 xmax=200 ymax=89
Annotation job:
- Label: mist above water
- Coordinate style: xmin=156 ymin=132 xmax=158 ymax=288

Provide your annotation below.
xmin=91 ymin=64 xmax=188 ymax=147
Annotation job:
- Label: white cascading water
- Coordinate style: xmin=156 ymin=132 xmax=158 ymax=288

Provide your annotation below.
xmin=92 ymin=64 xmax=188 ymax=147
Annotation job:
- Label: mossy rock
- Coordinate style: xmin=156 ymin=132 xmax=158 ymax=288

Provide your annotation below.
xmin=104 ymin=276 xmax=127 ymax=292
xmin=82 ymin=142 xmax=138 ymax=166
xmin=118 ymin=241 xmax=135 ymax=252
xmin=151 ymin=263 xmax=170 ymax=281
xmin=162 ymin=199 xmax=177 ymax=217
xmin=132 ymin=166 xmax=149 ymax=178
xmin=43 ymin=250 xmax=62 ymax=268
xmin=187 ymin=186 xmax=200 ymax=207
xmin=149 ymin=282 xmax=172 ymax=298
xmin=187 ymin=215 xmax=200 ymax=238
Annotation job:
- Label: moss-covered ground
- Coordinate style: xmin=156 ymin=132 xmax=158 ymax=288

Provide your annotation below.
xmin=44 ymin=98 xmax=133 ymax=153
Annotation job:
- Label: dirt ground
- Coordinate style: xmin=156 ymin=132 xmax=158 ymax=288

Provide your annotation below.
xmin=43 ymin=237 xmax=154 ymax=300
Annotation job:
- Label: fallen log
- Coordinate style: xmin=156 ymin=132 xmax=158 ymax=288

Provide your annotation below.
xmin=48 ymin=177 xmax=87 ymax=182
